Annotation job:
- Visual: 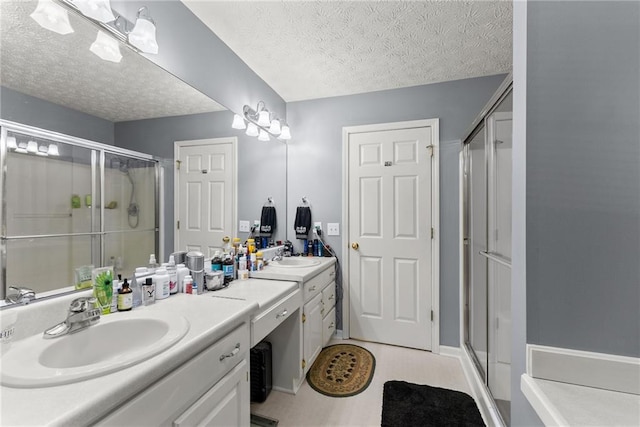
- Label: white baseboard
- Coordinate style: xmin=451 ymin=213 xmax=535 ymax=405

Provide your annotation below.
xmin=528 ymin=344 xmax=640 ymax=395
xmin=439 ymin=345 xmax=462 ymax=358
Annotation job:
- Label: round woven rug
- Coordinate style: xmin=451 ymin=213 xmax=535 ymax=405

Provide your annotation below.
xmin=306 ymin=344 xmax=376 ymax=397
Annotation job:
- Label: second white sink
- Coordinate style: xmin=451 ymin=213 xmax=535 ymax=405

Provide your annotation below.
xmin=270 ymin=258 xmax=321 ymax=268
xmin=1 ymin=311 xmax=189 ymax=388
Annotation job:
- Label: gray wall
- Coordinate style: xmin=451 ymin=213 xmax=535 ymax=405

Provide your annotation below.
xmin=115 ymin=110 xmax=287 ymax=255
xmin=526 ymin=1 xmax=640 ymax=357
xmin=286 ymin=75 xmax=507 ymax=344
xmin=1 ymin=87 xmax=114 ymax=145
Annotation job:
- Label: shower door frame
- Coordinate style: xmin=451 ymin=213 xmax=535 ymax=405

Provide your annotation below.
xmin=459 ymin=76 xmax=513 ymax=426
xmin=0 ymin=120 xmax=160 ymax=299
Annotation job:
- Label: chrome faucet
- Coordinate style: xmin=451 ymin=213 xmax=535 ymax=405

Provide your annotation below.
xmin=272 ymin=248 xmax=284 ymax=262
xmin=5 ymin=286 xmax=36 ymax=305
xmin=43 ymin=297 xmax=101 ymax=339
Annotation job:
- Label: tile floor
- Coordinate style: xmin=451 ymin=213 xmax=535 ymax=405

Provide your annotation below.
xmin=250 ymin=339 xmax=472 ymax=427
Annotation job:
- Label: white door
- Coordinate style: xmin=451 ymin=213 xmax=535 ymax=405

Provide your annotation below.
xmin=175 ymin=138 xmax=236 ymax=257
xmin=347 ymin=122 xmax=437 ymax=350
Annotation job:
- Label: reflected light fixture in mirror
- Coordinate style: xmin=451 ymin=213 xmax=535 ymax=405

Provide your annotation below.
xmin=30 ymin=0 xmax=74 ymax=35
xmin=73 ymin=0 xmax=115 ymax=23
xmin=233 ymin=101 xmax=292 ymax=141
xmin=48 ymin=144 xmax=60 ymax=156
xmin=90 ymin=30 xmax=122 ymax=63
xmin=6 ymin=136 xmax=17 ymax=150
xmin=128 ymin=6 xmax=158 ymax=54
xmin=27 ymin=140 xmax=38 ymax=154
xmin=15 ymin=142 xmax=28 ymax=154
xmin=36 ymin=145 xmax=49 ymax=156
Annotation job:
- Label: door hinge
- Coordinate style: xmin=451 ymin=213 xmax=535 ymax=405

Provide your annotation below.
xmin=431 ymin=310 xmax=434 ymax=322
xmin=426 ymin=144 xmax=434 ymax=158
xmin=175 ymin=160 xmax=181 ymax=170
xmin=302 ymin=313 xmax=306 ymax=323
xmin=302 ymin=359 xmax=306 ymax=369
xmin=177 ymin=220 xmax=180 ymax=230
xmin=431 ymin=227 xmax=434 ymax=239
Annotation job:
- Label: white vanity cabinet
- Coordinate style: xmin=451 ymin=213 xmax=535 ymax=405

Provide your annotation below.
xmin=97 ymin=323 xmax=250 ymax=427
xmin=301 ymin=263 xmax=337 ymax=372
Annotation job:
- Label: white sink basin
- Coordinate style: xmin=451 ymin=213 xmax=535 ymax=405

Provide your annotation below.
xmin=269 ymin=258 xmax=321 ymax=268
xmin=1 ymin=311 xmax=189 ymax=388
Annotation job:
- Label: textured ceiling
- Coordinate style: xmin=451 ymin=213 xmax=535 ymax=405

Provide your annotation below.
xmin=182 ymin=0 xmax=512 ymax=102
xmin=0 ymin=1 xmax=224 ymax=123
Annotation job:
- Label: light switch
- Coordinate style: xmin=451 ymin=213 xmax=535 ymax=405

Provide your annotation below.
xmin=327 ymin=223 xmax=340 ymax=236
xmin=239 ymin=220 xmax=250 ymax=232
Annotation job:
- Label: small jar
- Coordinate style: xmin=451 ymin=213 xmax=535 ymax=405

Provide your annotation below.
xmin=183 ymin=275 xmax=193 ymax=294
xmin=117 ymin=279 xmax=133 ymax=311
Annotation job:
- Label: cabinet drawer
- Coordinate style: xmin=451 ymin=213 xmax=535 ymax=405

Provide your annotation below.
xmin=322 ymin=307 xmax=336 ymax=346
xmin=322 ymin=282 xmax=336 ymax=311
xmin=303 ymin=265 xmax=335 ymax=302
xmin=252 ymin=289 xmax=301 ymax=347
xmin=97 ymin=323 xmax=250 ymax=426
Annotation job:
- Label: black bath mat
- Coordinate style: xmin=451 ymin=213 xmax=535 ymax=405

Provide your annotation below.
xmin=381 ymin=381 xmax=485 ymax=427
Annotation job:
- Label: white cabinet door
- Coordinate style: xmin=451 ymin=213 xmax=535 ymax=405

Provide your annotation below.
xmin=173 ymin=359 xmax=249 ymax=427
xmin=303 ymin=293 xmax=323 ymax=371
xmin=323 ymin=307 xmax=336 ymax=346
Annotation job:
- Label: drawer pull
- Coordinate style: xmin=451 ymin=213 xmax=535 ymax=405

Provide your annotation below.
xmin=219 ymin=343 xmax=240 ymax=361
xmin=329 ymin=271 xmax=335 ymax=277
xmin=309 ymin=286 xmax=316 ymax=292
xmin=328 ymin=322 xmax=335 ymax=329
xmin=276 ymin=309 xmax=288 ymax=319
xmin=328 ymin=295 xmax=334 ymax=300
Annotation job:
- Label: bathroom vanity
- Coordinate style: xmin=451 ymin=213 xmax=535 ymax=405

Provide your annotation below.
xmin=0 ymin=293 xmax=258 ymax=426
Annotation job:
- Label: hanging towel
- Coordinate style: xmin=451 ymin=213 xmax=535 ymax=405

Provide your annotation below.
xmin=260 ymin=206 xmax=277 ymax=237
xmin=294 ymin=206 xmax=312 ymax=239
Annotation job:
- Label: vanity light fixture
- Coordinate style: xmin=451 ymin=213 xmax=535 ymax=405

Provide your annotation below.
xmin=27 ymin=140 xmax=38 ymax=154
xmin=258 ymin=129 xmax=270 ymax=142
xmin=233 ymin=101 xmax=292 ymax=142
xmin=90 ymin=30 xmax=122 ymax=63
xmin=48 ymin=143 xmax=60 ymax=156
xmin=6 ymin=136 xmax=17 ymax=151
xmin=30 ymin=0 xmax=74 ymax=35
xmin=232 ymin=114 xmax=246 ymax=130
xmin=127 ymin=6 xmax=158 ymax=54
xmin=73 ymin=0 xmax=115 ymax=24
xmin=15 ymin=142 xmax=28 ymax=154
xmin=36 ymin=145 xmax=49 ymax=156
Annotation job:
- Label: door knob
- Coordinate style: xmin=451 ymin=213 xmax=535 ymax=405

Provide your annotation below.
xmin=351 ymin=242 xmax=359 ymax=250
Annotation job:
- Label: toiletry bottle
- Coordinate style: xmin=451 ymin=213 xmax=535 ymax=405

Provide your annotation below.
xmin=148 ymin=254 xmax=158 ymax=274
xmin=117 ymin=279 xmax=133 ymax=311
xmin=133 ymin=267 xmax=149 ymax=308
xmin=239 ymin=255 xmax=247 ymax=272
xmin=256 ymin=251 xmax=264 ymax=271
xmin=250 ymin=253 xmax=257 ymax=272
xmin=142 ymin=277 xmax=155 ymax=305
xmin=154 ymin=267 xmax=170 ymax=300
xmin=111 ymin=274 xmax=121 ymax=313
xmin=232 ymin=237 xmax=241 ymax=256
xmin=167 ymin=256 xmax=178 ymax=295
xmin=183 ymin=275 xmax=193 ymax=294
xmin=211 ymin=251 xmax=222 ymax=272
xmin=176 ymin=263 xmax=189 ymax=293
xmin=222 ymin=254 xmax=234 ymax=284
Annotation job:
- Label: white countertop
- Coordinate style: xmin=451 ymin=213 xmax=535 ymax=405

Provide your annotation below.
xmin=0 ymin=293 xmax=258 ymax=426
xmin=250 ymin=257 xmax=336 ymax=282
xmin=209 ymin=278 xmax=298 ymax=309
xmin=521 ymin=374 xmax=640 ymax=426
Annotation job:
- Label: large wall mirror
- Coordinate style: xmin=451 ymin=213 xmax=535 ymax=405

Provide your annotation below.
xmin=0 ymin=0 xmax=287 ymax=300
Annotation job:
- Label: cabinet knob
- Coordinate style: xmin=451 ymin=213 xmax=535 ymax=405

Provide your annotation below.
xmin=276 ymin=309 xmax=288 ymax=319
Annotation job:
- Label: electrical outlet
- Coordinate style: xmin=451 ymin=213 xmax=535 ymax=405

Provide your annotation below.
xmin=327 ymin=223 xmax=340 ymax=236
xmin=314 ymin=221 xmax=322 ymax=231
xmin=239 ymin=220 xmax=250 ymax=232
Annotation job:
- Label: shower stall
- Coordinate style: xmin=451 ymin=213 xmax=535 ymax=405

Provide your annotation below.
xmin=0 ymin=122 xmax=160 ymax=297
xmin=461 ymin=78 xmax=513 ymax=425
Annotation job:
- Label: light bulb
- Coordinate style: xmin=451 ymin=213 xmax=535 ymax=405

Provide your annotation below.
xmin=27 ymin=140 xmax=38 ymax=153
xmin=246 ymin=122 xmax=259 ymax=137
xmin=278 ymin=125 xmax=292 ymax=140
xmin=90 ymin=31 xmax=122 ymax=63
xmin=257 ymin=110 xmax=270 ymax=127
xmin=6 ymin=136 xmax=17 ymax=150
xmin=30 ymin=0 xmax=74 ymax=35
xmin=128 ymin=16 xmax=158 ymax=54
xmin=232 ymin=114 xmax=246 ymax=129
xmin=258 ymin=130 xmax=270 ymax=142
xmin=268 ymin=119 xmax=281 ymax=135
xmin=73 ymin=0 xmax=116 ymax=23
